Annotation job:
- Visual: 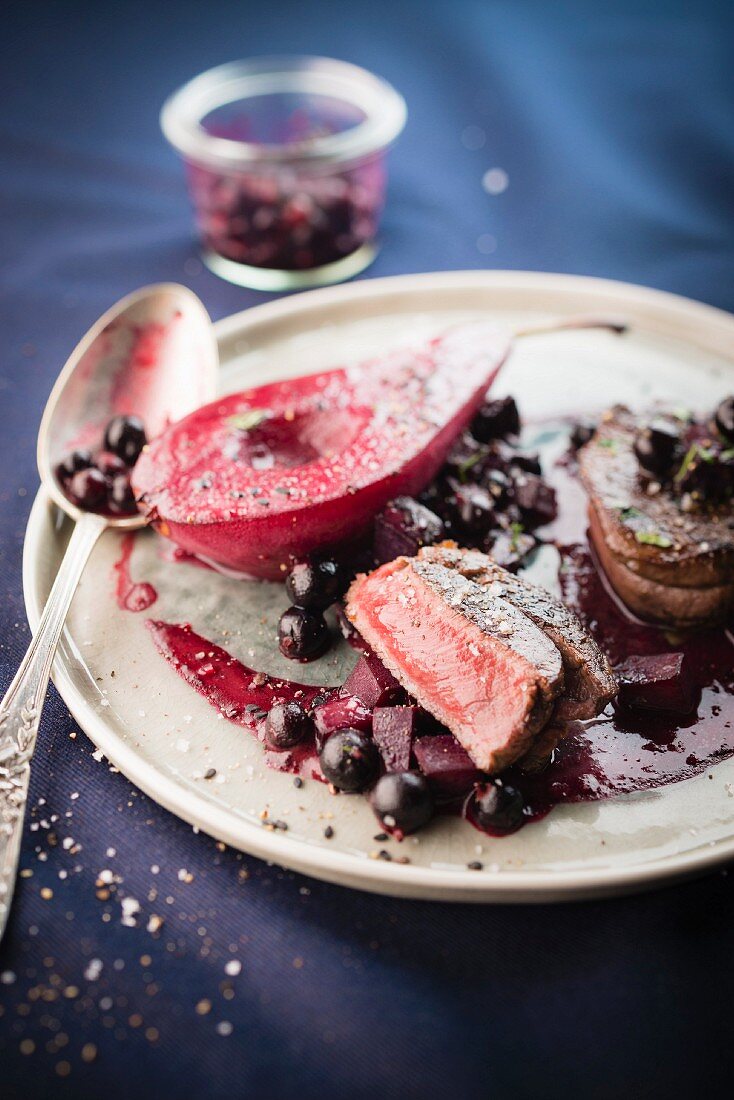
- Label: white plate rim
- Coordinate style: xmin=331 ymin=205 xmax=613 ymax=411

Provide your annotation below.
xmin=22 ymin=269 xmax=734 ymax=903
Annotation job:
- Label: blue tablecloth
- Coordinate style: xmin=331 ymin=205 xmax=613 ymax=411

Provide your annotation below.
xmin=2 ymin=2 xmax=734 ymax=1096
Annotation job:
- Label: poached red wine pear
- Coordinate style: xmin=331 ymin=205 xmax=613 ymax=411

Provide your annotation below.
xmin=132 ymin=324 xmax=512 ymax=578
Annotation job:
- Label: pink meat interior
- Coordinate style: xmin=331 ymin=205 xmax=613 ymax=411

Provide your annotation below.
xmin=347 ymin=559 xmax=545 ymax=772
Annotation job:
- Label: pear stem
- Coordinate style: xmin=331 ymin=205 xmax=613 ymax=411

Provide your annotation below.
xmin=514 ymin=315 xmax=628 ymax=339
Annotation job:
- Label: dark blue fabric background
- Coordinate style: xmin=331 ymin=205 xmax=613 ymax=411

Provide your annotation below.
xmin=1 ymin=1 xmax=734 ymax=1097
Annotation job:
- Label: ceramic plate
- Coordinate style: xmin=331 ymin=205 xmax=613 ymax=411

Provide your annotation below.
xmin=22 ymin=271 xmax=734 ymax=901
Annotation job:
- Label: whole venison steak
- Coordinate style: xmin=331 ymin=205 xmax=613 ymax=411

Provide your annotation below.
xmin=578 ymin=406 xmax=734 ymax=627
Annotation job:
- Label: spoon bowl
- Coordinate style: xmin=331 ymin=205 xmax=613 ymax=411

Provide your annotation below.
xmin=38 ymin=283 xmax=218 ymax=526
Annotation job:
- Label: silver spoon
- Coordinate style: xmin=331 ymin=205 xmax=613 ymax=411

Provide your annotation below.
xmin=0 ymin=283 xmax=218 ymax=939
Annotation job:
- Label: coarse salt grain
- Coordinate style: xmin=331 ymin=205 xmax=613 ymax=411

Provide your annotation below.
xmin=84 ymin=959 xmax=103 ymax=981
xmin=121 ymin=897 xmax=141 ymax=927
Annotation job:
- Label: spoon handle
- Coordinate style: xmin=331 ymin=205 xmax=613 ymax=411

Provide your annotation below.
xmin=0 ymin=511 xmax=106 ymax=940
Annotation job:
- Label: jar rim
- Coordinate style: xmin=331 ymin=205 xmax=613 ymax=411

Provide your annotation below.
xmin=161 ymin=56 xmax=407 ymax=170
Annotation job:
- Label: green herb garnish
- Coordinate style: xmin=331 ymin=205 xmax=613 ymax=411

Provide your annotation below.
xmin=509 ymin=521 xmax=525 ymax=551
xmin=616 ymin=505 xmax=643 ymax=522
xmin=457 ymin=450 xmax=486 ymax=483
xmin=635 ymin=530 xmax=673 ymax=548
xmin=673 ymin=442 xmax=717 ymax=483
xmin=228 ymin=408 xmax=270 ymax=431
xmin=673 ymin=443 xmax=699 ymax=483
xmin=597 ymin=438 xmax=617 ymax=451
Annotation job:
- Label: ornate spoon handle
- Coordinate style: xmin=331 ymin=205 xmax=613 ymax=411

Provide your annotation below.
xmin=0 ymin=512 xmax=106 ymax=940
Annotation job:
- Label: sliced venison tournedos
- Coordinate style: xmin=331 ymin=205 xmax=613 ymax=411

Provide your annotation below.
xmin=418 ymin=544 xmax=617 ymax=720
xmin=346 ymin=557 xmax=564 ymax=773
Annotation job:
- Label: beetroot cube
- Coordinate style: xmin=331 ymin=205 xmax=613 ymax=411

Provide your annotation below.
xmin=343 ymin=652 xmax=403 ymax=709
xmin=372 ymin=706 xmax=419 ymax=772
xmin=508 ymin=449 xmax=542 ymax=475
xmin=513 ymin=473 xmax=557 ymax=527
xmin=373 ymin=496 xmax=445 ymax=565
xmin=451 ymin=481 xmax=496 ymax=535
xmin=413 ymin=734 xmax=482 ymax=801
xmin=312 ymin=693 xmax=372 ymax=749
xmin=471 ymin=395 xmax=520 ymax=442
xmin=615 ymin=653 xmax=697 ymax=715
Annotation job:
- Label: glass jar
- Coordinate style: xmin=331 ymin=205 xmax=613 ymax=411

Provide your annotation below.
xmin=161 ymin=56 xmax=407 ymax=291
